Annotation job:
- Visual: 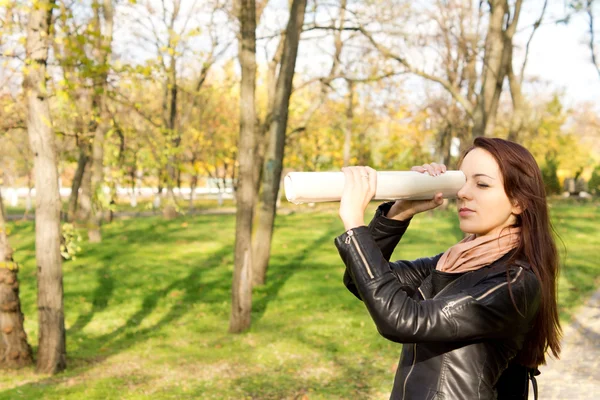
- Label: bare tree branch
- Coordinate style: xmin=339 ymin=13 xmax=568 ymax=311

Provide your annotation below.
xmin=505 ymin=0 xmax=523 ymax=39
xmin=520 ymin=0 xmax=548 ymax=84
xmin=357 ymin=27 xmax=475 ymax=118
xmin=586 ymin=0 xmax=600 ymax=79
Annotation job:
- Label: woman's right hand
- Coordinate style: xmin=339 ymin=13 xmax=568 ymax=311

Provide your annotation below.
xmin=386 ymin=162 xmax=447 ymax=221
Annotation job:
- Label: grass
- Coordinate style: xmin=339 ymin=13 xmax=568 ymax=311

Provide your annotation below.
xmin=0 ymin=200 xmax=598 ymax=399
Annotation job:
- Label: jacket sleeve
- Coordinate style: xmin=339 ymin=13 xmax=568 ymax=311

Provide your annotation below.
xmin=343 ymin=202 xmax=440 ymax=300
xmin=335 ymin=225 xmax=541 ymax=343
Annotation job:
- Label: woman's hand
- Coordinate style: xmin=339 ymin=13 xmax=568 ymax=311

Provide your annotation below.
xmin=386 ymin=162 xmax=447 ymax=221
xmin=339 ymin=166 xmax=377 ymax=231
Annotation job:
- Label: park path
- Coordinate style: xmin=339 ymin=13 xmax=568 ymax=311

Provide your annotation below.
xmin=530 ymin=288 xmax=600 ymax=399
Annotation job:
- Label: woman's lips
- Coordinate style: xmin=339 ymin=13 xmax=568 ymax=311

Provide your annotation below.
xmin=459 ymin=208 xmax=474 ymax=217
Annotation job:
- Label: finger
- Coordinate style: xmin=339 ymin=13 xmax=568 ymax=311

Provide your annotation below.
xmin=349 ymin=167 xmax=366 ymax=192
xmin=411 ymin=166 xmax=426 ymax=173
xmin=430 ymin=162 xmax=443 ymax=176
xmin=420 ymin=163 xmax=431 ymax=175
xmin=355 ymin=166 xmax=370 ymax=186
xmin=342 ymin=167 xmax=355 ymax=187
xmin=366 ymin=166 xmax=377 ymax=197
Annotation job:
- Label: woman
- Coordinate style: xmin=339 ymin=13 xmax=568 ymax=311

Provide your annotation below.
xmin=335 ymin=137 xmax=561 ymax=400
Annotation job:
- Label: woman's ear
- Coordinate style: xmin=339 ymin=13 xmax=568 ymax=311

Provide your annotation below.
xmin=511 ymin=199 xmax=523 ymax=216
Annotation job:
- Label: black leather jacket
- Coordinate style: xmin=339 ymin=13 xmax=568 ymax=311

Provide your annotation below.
xmin=335 ymin=203 xmax=541 ymax=400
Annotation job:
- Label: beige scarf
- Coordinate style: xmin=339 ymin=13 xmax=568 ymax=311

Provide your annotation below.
xmin=436 ymin=227 xmax=521 ymax=273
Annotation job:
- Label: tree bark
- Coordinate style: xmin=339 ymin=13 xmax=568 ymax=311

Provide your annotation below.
xmin=251 ymin=0 xmax=307 ymax=287
xmin=230 ymin=0 xmax=257 ymax=333
xmin=88 ymin=0 xmax=114 ymax=242
xmin=342 ymin=79 xmax=354 ymax=167
xmin=472 ymin=0 xmax=508 ymax=137
xmin=67 ymin=146 xmax=89 ymax=222
xmin=78 ymin=159 xmax=93 ymax=222
xmin=24 ymin=0 xmax=67 ymax=374
xmin=162 ymin=4 xmax=181 ymax=220
xmin=0 ymin=191 xmax=34 ymax=369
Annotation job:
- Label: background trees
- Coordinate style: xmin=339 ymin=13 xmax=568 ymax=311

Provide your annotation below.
xmin=0 ymin=0 xmax=599 ymax=343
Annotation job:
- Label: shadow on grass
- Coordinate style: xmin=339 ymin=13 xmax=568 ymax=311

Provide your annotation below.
xmin=68 ymin=266 xmax=114 ymax=335
xmin=0 ymin=241 xmax=236 ymax=397
xmin=252 ymin=219 xmax=343 ymax=324
xmin=227 ymin=329 xmax=387 ymax=399
xmin=84 ymin=242 xmax=234 ymax=350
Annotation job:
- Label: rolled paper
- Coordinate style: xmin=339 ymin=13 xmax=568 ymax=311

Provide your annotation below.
xmin=284 ymin=170 xmax=466 ymax=204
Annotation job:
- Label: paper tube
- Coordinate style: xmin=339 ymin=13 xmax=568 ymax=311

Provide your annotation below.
xmin=284 ymin=171 xmax=466 ymax=204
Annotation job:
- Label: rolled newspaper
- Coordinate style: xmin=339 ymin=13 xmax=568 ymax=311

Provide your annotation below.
xmin=284 ymin=170 xmax=466 ymax=204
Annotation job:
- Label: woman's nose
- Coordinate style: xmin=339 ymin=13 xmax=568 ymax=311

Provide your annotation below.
xmin=457 ymin=182 xmax=470 ymax=200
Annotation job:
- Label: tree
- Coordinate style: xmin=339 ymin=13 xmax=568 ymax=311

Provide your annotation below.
xmin=0 ymin=190 xmax=33 ymax=369
xmin=357 ymin=0 xmax=532 ymax=147
xmin=541 ymin=152 xmax=561 ymax=195
xmin=24 ymin=0 xmax=67 ymax=373
xmin=230 ymin=0 xmax=257 ymax=333
xmin=251 ymin=0 xmax=307 ymax=286
xmin=116 ymin=0 xmax=230 ymax=218
xmin=88 ymin=0 xmax=115 ymax=242
xmin=589 ymin=164 xmax=600 ymax=194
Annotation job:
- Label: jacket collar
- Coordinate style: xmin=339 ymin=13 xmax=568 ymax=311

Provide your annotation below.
xmin=417 ymin=249 xmax=524 ymax=300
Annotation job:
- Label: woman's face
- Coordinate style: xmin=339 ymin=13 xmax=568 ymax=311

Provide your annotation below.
xmin=457 ymin=148 xmax=521 ymax=238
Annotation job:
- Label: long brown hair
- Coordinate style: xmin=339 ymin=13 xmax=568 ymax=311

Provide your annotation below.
xmin=459 ymin=137 xmax=561 ymax=367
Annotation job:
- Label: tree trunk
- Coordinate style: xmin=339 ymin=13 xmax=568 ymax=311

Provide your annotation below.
xmin=163 ymin=23 xmax=180 ymax=220
xmin=472 ymin=0 xmax=508 ymax=137
xmin=230 ymin=0 xmax=257 ymax=333
xmin=88 ymin=117 xmax=107 ymax=242
xmin=0 ymin=191 xmax=33 ymax=369
xmin=24 ymin=0 xmax=67 ymax=374
xmin=472 ymin=0 xmax=522 ymax=138
xmin=77 ymin=159 xmax=93 ymax=222
xmin=88 ymin=0 xmax=114 ymax=242
xmin=342 ymin=79 xmax=354 ymax=167
xmin=189 ymin=174 xmax=198 ymax=211
xmin=67 ymin=147 xmax=89 ymax=222
xmin=251 ymin=0 xmax=307 ymax=287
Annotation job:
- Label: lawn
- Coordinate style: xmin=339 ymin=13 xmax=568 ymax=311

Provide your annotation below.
xmin=0 ymin=200 xmax=598 ymax=399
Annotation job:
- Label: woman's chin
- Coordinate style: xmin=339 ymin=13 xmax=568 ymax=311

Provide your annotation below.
xmin=458 ymin=223 xmax=478 ymax=236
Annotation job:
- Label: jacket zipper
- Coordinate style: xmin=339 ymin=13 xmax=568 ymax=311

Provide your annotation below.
xmin=441 ymin=267 xmax=524 ymax=314
xmin=345 ymin=229 xmax=374 ymax=279
xmin=402 ymin=343 xmax=417 ymax=399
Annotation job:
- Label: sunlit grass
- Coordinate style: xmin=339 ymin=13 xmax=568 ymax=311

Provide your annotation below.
xmin=0 ymin=200 xmax=597 ymax=399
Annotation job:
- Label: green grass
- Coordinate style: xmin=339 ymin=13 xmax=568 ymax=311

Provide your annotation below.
xmin=0 ymin=201 xmax=598 ymax=399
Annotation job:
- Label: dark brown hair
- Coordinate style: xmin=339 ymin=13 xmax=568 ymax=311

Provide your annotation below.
xmin=459 ymin=137 xmax=561 ymax=367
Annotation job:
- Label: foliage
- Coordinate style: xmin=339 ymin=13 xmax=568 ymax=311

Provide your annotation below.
xmin=589 ymin=165 xmax=600 ymax=195
xmin=520 ymin=96 xmax=593 ymax=178
xmin=60 ymin=223 xmax=82 ymax=260
xmin=542 ymin=153 xmax=562 ymax=195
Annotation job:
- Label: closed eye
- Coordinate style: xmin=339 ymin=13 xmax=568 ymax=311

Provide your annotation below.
xmin=477 ymin=183 xmax=489 ymax=188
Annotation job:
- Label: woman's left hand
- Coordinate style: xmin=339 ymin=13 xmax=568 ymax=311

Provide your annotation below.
xmin=339 ymin=166 xmax=377 ymax=231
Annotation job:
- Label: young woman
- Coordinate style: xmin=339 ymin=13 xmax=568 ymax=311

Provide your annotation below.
xmin=335 ymin=137 xmax=561 ymax=400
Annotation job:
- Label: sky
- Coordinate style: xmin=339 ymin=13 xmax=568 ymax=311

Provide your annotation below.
xmin=517 ymin=0 xmax=600 ymax=108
